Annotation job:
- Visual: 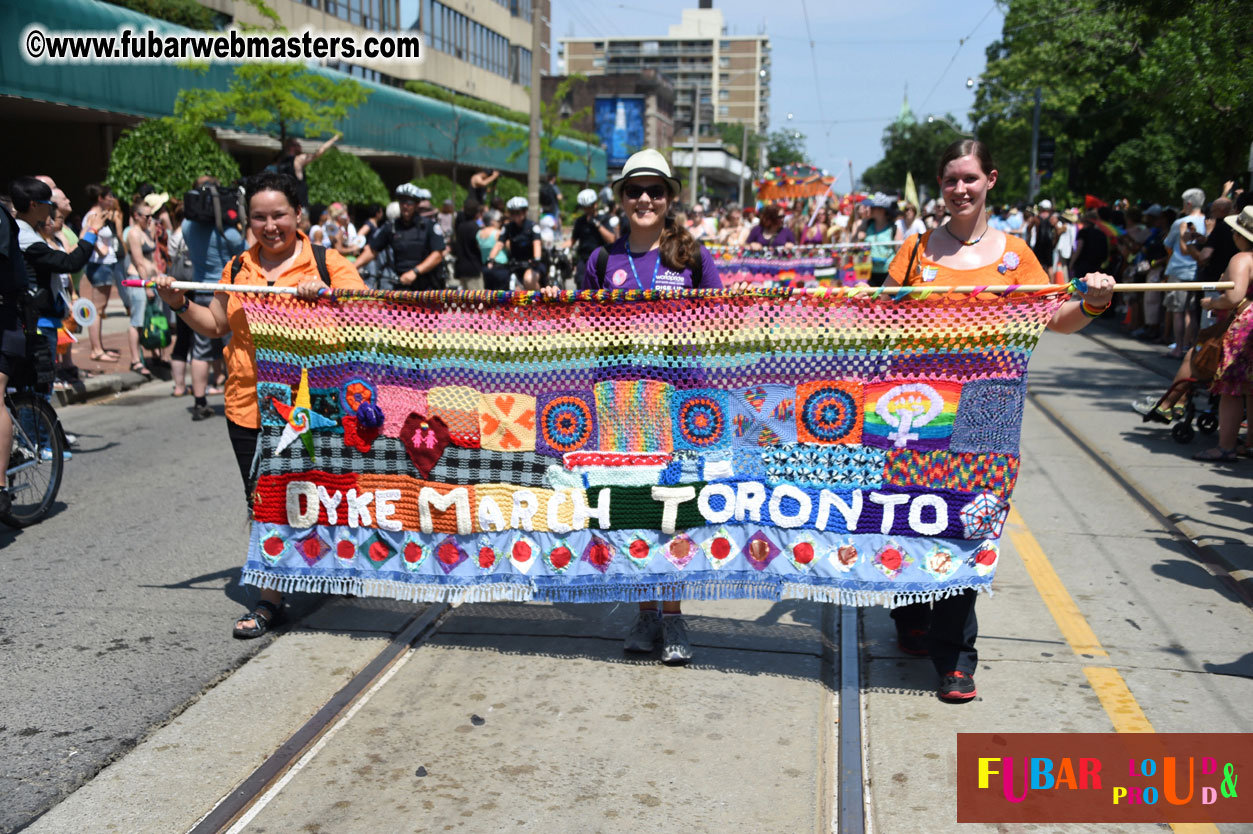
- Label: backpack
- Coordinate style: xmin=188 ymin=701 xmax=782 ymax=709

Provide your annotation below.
xmin=183 ymin=184 xmax=241 ymax=234
xmin=229 ymin=243 xmax=331 ymax=285
xmin=140 ymin=296 xmax=171 ymax=349
xmin=593 ymin=245 xmax=704 ymax=289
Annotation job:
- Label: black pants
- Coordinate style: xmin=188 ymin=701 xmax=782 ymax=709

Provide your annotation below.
xmin=482 ymin=266 xmax=510 ymax=291
xmin=890 ymin=589 xmax=979 ymax=675
xmin=227 ymin=419 xmax=260 ymax=504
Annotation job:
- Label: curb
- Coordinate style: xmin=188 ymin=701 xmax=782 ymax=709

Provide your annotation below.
xmin=53 ymin=370 xmax=152 ymax=406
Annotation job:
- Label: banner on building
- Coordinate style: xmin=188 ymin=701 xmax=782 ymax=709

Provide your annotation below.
xmin=594 ymin=96 xmax=645 ymax=170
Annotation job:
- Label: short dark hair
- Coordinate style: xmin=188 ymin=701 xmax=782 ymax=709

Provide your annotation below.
xmin=245 ymin=171 xmax=302 ymax=212
xmin=937 ymin=139 xmax=995 ymax=180
xmin=131 ymin=199 xmax=149 ymax=218
xmin=10 ymin=177 xmax=52 ymax=212
xmin=85 ymin=183 xmax=112 ymax=204
xmin=462 ymin=197 xmax=481 ymax=216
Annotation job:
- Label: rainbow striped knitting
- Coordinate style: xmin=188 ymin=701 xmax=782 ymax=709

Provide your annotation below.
xmin=239 ymin=289 xmax=1066 ymax=606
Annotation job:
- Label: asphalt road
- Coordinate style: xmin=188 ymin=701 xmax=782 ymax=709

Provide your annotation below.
xmin=0 ymin=385 xmax=317 ymax=834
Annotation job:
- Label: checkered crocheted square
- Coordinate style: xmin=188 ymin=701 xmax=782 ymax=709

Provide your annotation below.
xmin=594 ymin=380 xmax=674 ymax=452
xmin=535 ymin=391 xmax=597 ymax=458
xmin=862 ymin=379 xmax=962 ymax=451
xmin=796 ymin=381 xmax=864 ymax=445
xmin=257 ymin=428 xmax=411 ymax=478
xmin=378 ymin=385 xmax=428 ymax=439
xmin=882 ymin=449 xmax=1019 ymax=498
xmin=428 ymin=448 xmax=550 ymax=487
xmin=727 ymin=384 xmax=799 ymax=448
xmin=258 ymin=382 xmax=291 ymax=428
xmin=427 ymin=385 xmax=480 ymax=448
xmin=478 ymin=393 xmax=537 ymax=452
xmin=949 ymin=378 xmax=1026 ymax=455
xmin=671 ymin=389 xmax=731 ymax=451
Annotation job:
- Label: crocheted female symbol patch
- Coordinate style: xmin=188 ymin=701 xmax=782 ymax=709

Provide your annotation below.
xmin=863 ymin=379 xmax=961 ymax=450
xmin=536 ymin=393 xmax=596 ymax=457
xmin=796 ymin=381 xmax=863 ymax=444
xmin=479 ymin=393 xmax=537 ymax=452
xmin=672 ymin=389 xmax=729 ymax=450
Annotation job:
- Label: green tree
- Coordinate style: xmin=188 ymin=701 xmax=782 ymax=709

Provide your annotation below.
xmin=766 ymin=130 xmax=807 ymax=167
xmin=713 ymin=122 xmax=764 ymax=167
xmin=861 ymin=117 xmax=964 ymax=194
xmin=175 ymin=63 xmax=370 ymax=146
xmin=482 ymin=75 xmax=592 ymax=175
xmin=971 ymin=0 xmax=1253 ymax=204
xmin=305 ymin=148 xmax=388 ymax=207
xmin=101 ymin=0 xmax=218 ymax=28
xmin=105 ymin=118 xmax=240 ymax=199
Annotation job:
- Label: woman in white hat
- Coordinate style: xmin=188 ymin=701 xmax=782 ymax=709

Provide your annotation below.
xmin=583 ymin=149 xmax=725 ymax=664
xmin=1194 ymin=203 xmax=1253 ymax=461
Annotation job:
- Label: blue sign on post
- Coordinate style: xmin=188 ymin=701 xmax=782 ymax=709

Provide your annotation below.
xmin=594 ymin=97 xmax=645 ymax=169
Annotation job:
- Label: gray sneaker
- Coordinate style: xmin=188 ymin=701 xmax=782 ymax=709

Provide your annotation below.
xmin=660 ymin=615 xmax=693 ymax=665
xmin=624 ymin=609 xmax=662 ymax=653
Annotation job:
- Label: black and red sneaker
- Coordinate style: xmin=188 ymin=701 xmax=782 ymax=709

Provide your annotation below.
xmin=938 ymin=670 xmax=977 ymax=702
xmin=897 ymin=627 xmax=929 ymax=656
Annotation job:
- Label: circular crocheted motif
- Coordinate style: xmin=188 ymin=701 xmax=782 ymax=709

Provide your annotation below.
xmin=539 ymin=396 xmax=593 ymax=452
xmin=677 ymin=395 xmax=726 ymax=447
xmin=800 ymin=386 xmax=857 ymax=442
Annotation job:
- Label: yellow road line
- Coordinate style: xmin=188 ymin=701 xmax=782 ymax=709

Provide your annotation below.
xmin=1003 ymin=505 xmax=1106 ymax=658
xmin=1005 ymin=504 xmax=1220 ymax=834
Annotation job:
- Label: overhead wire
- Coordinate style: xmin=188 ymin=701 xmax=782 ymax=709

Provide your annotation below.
xmin=917 ymin=2 xmax=997 ymax=113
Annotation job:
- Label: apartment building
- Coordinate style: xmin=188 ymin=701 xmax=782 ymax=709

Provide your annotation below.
xmin=217 ymin=0 xmax=550 ymax=112
xmin=559 ymin=2 xmax=769 ymax=140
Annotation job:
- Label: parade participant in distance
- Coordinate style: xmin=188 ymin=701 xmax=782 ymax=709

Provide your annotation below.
xmin=884 ymin=139 xmax=1115 ymax=702
xmin=477 ymin=209 xmax=511 ymax=291
xmin=355 ymin=183 xmax=446 ymax=290
xmin=581 ymin=148 xmax=723 ymax=664
xmin=81 ymin=185 xmax=124 ymax=364
xmin=469 ymin=169 xmax=500 ymax=205
xmin=745 ymin=203 xmax=795 ymax=250
xmin=1193 ymin=205 xmax=1253 ymax=462
xmin=488 ymin=196 xmax=543 ymax=290
xmin=153 ymin=172 xmax=367 ymax=639
xmin=570 ymin=188 xmax=615 ymax=281
xmin=274 ymin=133 xmax=340 ymax=208
xmin=854 ymin=194 xmax=903 ymax=286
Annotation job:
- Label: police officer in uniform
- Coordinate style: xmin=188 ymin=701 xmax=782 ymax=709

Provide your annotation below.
xmin=488 ymin=196 xmax=543 ymax=290
xmin=570 ymin=188 xmax=615 ymax=282
xmin=355 ymin=183 xmax=446 ymax=290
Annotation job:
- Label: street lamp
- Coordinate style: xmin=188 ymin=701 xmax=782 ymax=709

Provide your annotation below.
xmin=927 ymin=114 xmax=971 ymax=137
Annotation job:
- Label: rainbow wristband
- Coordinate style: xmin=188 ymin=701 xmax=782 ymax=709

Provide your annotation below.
xmin=1080 ymin=300 xmax=1109 ymax=318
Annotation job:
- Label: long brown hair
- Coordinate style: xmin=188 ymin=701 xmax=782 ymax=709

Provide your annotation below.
xmin=659 ymin=214 xmax=699 ymax=271
xmin=937 ymin=139 xmax=995 ymax=179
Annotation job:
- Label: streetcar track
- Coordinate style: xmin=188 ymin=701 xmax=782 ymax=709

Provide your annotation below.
xmin=186 ymin=602 xmax=452 ymax=834
xmin=1025 ymin=390 xmax=1253 ymax=611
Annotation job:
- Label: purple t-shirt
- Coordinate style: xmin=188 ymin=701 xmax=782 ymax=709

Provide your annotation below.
xmin=745 ymin=225 xmax=796 ymax=248
xmin=582 ymin=239 xmax=722 ymax=290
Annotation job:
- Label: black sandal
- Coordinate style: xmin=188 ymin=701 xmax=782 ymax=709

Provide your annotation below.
xmin=232 ymin=598 xmax=283 ymax=640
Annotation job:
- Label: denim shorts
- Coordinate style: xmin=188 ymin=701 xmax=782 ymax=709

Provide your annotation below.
xmin=84 ymin=261 xmax=118 ymax=289
xmin=121 ymin=281 xmax=147 ymax=327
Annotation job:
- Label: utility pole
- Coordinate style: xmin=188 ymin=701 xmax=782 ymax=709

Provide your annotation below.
xmin=847 ymin=159 xmax=855 ymax=192
xmin=739 ymin=122 xmax=749 ymax=206
xmin=1028 ymin=85 xmax=1042 ymax=205
xmin=527 ymin=5 xmax=543 ymax=222
xmin=689 ymin=85 xmax=701 ymax=206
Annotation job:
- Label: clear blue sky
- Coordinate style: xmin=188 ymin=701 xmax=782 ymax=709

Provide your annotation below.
xmin=550 ymin=0 xmax=1005 ymax=187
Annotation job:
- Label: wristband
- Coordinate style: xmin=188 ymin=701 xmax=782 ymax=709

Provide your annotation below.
xmin=173 ymin=296 xmax=192 ymax=315
xmin=80 ymin=230 xmax=98 ymax=247
xmin=1080 ymin=300 xmax=1108 ymax=318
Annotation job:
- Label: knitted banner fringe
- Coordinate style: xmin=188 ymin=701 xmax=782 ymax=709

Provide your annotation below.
xmin=241 ymin=569 xmax=992 ymax=608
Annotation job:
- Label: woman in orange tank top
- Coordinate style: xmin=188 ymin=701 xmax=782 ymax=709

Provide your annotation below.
xmin=882 ymin=140 xmax=1115 ymax=702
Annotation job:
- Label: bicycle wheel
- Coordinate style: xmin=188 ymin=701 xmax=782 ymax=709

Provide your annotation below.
xmin=3 ymin=392 xmax=64 ymax=527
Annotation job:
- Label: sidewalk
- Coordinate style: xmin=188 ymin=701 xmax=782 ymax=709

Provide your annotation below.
xmin=55 ymin=307 xmax=154 ymax=406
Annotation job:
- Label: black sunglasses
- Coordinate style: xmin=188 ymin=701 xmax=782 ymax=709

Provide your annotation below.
xmin=623 ymin=183 xmax=668 ymax=201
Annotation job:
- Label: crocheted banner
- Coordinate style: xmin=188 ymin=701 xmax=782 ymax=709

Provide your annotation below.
xmin=238 ymin=289 xmax=1065 ymax=606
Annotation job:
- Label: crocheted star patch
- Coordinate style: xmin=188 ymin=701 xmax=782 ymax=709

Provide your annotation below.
xmin=399 ymin=413 xmax=452 ymax=478
xmin=428 ymin=385 xmax=481 ymax=448
xmin=949 ymin=378 xmax=1026 ymax=455
xmin=862 ymin=379 xmax=962 ymax=451
xmin=728 ymin=384 xmax=799 ymax=448
xmin=536 ymin=392 xmax=595 ymax=457
xmin=479 ymin=393 xmax=537 ymax=453
xmin=671 ymin=389 xmax=730 ymax=451
xmin=796 ymin=381 xmax=864 ymax=445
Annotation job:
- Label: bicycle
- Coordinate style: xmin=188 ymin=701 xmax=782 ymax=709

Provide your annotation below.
xmin=3 ymin=388 xmax=64 ymax=527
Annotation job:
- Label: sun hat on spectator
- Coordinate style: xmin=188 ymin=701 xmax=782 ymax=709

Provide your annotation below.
xmin=1225 ymin=206 xmax=1253 ymax=244
xmin=611 ymin=149 xmax=681 ymax=202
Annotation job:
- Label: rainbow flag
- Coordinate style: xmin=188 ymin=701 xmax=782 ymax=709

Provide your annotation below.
xmin=238 ymin=289 xmax=1065 ymax=606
